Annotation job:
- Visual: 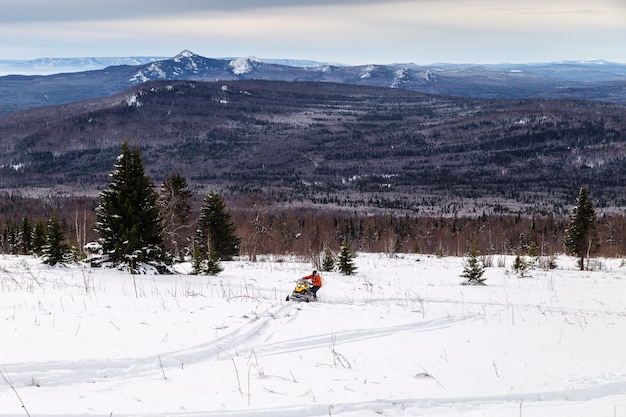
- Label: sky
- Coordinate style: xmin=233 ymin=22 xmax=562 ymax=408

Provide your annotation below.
xmin=1 ymin=0 xmax=625 ymax=65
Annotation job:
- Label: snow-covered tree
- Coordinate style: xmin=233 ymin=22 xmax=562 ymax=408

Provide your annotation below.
xmin=565 ymin=185 xmax=598 ymax=270
xmin=95 ymin=142 xmax=169 ymax=273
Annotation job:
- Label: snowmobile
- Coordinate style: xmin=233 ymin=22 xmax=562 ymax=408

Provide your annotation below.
xmin=286 ymin=279 xmax=317 ymax=302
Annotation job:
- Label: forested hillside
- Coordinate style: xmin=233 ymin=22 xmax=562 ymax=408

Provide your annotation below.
xmin=0 ymin=80 xmax=625 ymax=215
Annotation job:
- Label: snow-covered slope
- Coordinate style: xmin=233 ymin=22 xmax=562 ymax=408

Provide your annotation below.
xmin=1 ymin=253 xmax=625 ymax=416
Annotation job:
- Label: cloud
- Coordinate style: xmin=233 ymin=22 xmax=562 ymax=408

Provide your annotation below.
xmin=0 ymin=0 xmax=393 ymax=23
xmin=0 ymin=0 xmax=624 ymax=63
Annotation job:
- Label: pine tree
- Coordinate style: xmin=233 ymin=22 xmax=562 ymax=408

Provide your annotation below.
xmin=159 ymin=172 xmax=193 ymax=262
xmin=95 ymin=141 xmax=169 ymax=273
xmin=461 ymin=243 xmax=486 ymax=285
xmin=32 ymin=220 xmax=47 ymax=256
xmin=565 ymin=185 xmax=598 ymax=270
xmin=19 ymin=216 xmax=33 ymax=255
xmin=512 ymin=254 xmax=529 ymax=277
xmin=43 ymin=212 xmax=71 ymax=266
xmin=6 ymin=225 xmax=18 ymax=255
xmin=195 ymin=191 xmax=240 ymax=262
xmin=337 ymin=240 xmax=357 ymax=275
xmin=321 ymin=247 xmax=336 ymax=272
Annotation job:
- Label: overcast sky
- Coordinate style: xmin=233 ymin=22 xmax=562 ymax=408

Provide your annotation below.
xmin=2 ymin=0 xmax=625 ymax=64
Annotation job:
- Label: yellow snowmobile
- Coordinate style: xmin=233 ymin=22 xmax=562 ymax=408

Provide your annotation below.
xmin=286 ymin=279 xmax=317 ymax=302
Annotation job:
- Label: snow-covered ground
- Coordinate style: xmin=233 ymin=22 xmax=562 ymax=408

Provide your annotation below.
xmin=1 ymin=252 xmax=625 ymax=416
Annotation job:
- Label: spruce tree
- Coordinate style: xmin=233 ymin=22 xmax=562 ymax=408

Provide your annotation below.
xmin=337 ymin=240 xmax=357 ymax=275
xmin=195 ymin=191 xmax=240 ymax=262
xmin=43 ymin=212 xmax=71 ymax=266
xmin=565 ymin=185 xmax=598 ymax=270
xmin=6 ymin=225 xmax=18 ymax=255
xmin=32 ymin=220 xmax=47 ymax=256
xmin=321 ymin=247 xmax=336 ymax=272
xmin=19 ymin=216 xmax=33 ymax=255
xmin=159 ymin=172 xmax=193 ymax=262
xmin=461 ymin=243 xmax=486 ymax=285
xmin=95 ymin=141 xmax=169 ymax=273
xmin=512 ymin=254 xmax=529 ymax=277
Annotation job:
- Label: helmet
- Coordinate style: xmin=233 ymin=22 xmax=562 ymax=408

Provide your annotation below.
xmin=312 ymin=270 xmax=317 ymax=276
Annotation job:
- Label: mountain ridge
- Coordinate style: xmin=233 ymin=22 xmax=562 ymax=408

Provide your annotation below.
xmin=1 ymin=50 xmax=625 ymax=116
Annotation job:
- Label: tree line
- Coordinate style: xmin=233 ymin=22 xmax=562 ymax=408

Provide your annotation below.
xmin=0 ymin=143 xmax=618 ymax=274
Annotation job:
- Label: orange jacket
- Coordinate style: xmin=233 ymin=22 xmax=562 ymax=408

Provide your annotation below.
xmin=303 ymin=273 xmax=322 ymax=287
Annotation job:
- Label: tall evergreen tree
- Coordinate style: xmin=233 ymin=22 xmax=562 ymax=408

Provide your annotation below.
xmin=565 ymin=185 xmax=599 ymax=270
xmin=196 ymin=192 xmax=240 ymax=261
xmin=43 ymin=212 xmax=71 ymax=266
xmin=95 ymin=141 xmax=169 ymax=273
xmin=159 ymin=172 xmax=193 ymax=262
xmin=192 ymin=192 xmax=239 ymax=275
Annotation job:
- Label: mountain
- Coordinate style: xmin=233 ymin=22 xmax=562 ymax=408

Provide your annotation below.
xmin=0 ymin=50 xmax=625 ymax=116
xmin=0 ymin=56 xmax=166 ymax=76
xmin=1 ymin=79 xmax=624 ymax=214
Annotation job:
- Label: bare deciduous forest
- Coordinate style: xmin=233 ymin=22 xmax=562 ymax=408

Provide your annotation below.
xmin=0 ymin=193 xmax=624 ymax=260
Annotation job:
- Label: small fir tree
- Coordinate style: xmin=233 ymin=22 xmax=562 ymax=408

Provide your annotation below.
xmin=42 ymin=213 xmax=71 ymax=266
xmin=191 ymin=232 xmax=223 ymax=275
xmin=461 ymin=243 xmax=486 ymax=285
xmin=321 ymin=247 xmax=336 ymax=272
xmin=512 ymin=254 xmax=530 ymax=277
xmin=337 ymin=240 xmax=357 ymax=275
xmin=565 ymin=185 xmax=598 ymax=270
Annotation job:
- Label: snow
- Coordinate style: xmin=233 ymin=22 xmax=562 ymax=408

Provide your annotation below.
xmin=1 ymin=253 xmax=625 ymax=416
xmin=174 ymin=50 xmax=196 ymax=62
xmin=360 ymin=66 xmax=375 ymax=79
xmin=229 ymin=57 xmax=262 ymax=75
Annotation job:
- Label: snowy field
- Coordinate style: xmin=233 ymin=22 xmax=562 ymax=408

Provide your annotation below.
xmin=1 ymin=252 xmax=625 ymax=417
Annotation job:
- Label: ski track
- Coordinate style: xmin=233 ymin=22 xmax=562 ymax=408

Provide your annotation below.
xmin=6 ymin=381 xmax=625 ymax=417
xmin=1 ymin=302 xmax=295 ymax=386
xmin=5 ymin=298 xmax=626 ymax=417
xmin=1 ymin=300 xmax=477 ymax=387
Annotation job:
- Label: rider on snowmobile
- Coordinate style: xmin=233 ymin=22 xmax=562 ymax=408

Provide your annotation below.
xmin=302 ymin=270 xmax=322 ymax=298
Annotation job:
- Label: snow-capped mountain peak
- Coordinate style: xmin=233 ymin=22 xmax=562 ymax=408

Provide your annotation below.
xmin=229 ymin=56 xmax=262 ymax=75
xmin=173 ymin=49 xmax=198 ymax=62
